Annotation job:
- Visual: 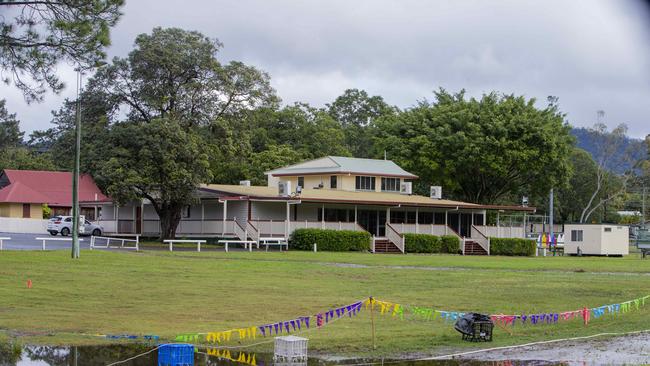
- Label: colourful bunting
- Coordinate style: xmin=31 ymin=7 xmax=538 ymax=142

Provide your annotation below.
xmin=172 ymin=295 xmax=649 ymax=345
xmin=206 ymin=348 xmax=257 ymax=366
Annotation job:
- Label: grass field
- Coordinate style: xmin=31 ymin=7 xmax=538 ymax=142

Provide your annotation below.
xmin=0 ymin=249 xmax=649 ymax=357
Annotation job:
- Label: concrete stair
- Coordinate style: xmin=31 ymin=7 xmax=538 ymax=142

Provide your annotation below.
xmin=464 ymin=240 xmax=488 ymax=255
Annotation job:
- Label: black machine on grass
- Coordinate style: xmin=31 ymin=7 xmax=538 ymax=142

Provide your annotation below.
xmin=636 ymin=228 xmax=650 ymax=259
xmin=454 ymin=313 xmax=494 ymax=342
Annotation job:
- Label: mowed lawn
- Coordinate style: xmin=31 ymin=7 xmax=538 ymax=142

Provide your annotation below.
xmin=0 ymin=249 xmax=649 ymax=356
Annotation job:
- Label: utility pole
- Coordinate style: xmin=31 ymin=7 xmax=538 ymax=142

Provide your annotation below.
xmin=549 ymin=188 xmax=554 ymax=240
xmin=643 ymin=186 xmax=647 ymax=229
xmin=71 ymin=70 xmax=82 ymax=259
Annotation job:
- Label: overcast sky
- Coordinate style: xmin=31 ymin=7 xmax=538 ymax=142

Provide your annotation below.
xmin=2 ymin=0 xmax=649 ymax=138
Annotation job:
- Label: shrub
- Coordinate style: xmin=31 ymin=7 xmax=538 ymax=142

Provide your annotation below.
xmin=440 ymin=235 xmax=461 ymax=254
xmin=490 ymin=237 xmax=536 ymax=256
xmin=404 ymin=233 xmax=441 ymax=253
xmin=403 ymin=233 xmax=460 ymax=254
xmin=290 ymin=228 xmax=371 ymax=251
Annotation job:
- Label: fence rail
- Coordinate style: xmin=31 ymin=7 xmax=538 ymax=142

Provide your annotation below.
xmin=90 ymin=235 xmax=139 ymax=251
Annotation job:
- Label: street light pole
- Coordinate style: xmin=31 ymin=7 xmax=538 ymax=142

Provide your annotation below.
xmin=72 ymin=70 xmax=82 ymax=259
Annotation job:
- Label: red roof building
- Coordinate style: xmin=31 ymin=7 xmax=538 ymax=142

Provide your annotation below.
xmin=0 ymin=169 xmax=110 ymax=219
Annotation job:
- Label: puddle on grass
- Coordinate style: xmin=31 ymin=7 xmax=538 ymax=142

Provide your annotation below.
xmin=0 ymin=343 xmax=568 ymax=366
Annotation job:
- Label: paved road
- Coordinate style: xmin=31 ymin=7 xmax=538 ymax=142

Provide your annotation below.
xmin=0 ymin=232 xmax=92 ymax=250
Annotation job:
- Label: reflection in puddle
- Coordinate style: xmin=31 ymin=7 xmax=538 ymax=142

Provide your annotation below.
xmin=0 ymin=343 xmax=567 ymax=366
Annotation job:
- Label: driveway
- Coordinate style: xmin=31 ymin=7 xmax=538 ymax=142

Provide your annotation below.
xmin=0 ymin=232 xmax=92 ymax=250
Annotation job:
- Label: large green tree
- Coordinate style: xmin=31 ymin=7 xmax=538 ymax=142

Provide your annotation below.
xmin=374 ymin=90 xmax=574 ymax=204
xmin=92 ymin=27 xmax=278 ymax=127
xmin=98 ymin=118 xmax=211 ymax=240
xmin=0 ymin=0 xmax=124 ymax=102
xmin=327 ymin=89 xmax=396 ymax=157
xmin=0 ymin=99 xmax=55 ymax=171
xmin=556 ymin=148 xmax=598 ymax=222
xmin=577 ymin=123 xmax=631 ymax=223
xmin=28 ymin=86 xmax=116 ymax=173
xmin=85 ymin=27 xmax=277 ymax=239
xmin=0 ymin=147 xmax=56 ymax=172
xmin=0 ymin=99 xmax=23 ymax=147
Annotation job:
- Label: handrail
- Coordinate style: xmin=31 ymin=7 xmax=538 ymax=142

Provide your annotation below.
xmin=232 ymin=220 xmax=248 ymax=241
xmin=385 ymin=222 xmax=405 ymax=253
xmin=446 ymin=226 xmax=462 ymax=238
xmin=471 ymin=225 xmax=490 ymax=255
xmin=246 ymin=220 xmax=260 ymax=242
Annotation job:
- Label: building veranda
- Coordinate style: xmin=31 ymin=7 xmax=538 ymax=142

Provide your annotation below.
xmin=94 ymin=156 xmax=534 ymax=254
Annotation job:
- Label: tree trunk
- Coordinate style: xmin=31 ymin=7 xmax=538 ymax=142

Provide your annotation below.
xmin=158 ymin=203 xmax=183 ymax=241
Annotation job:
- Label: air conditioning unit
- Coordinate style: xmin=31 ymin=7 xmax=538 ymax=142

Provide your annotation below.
xmin=430 ymin=186 xmax=442 ymax=199
xmin=400 ymin=182 xmax=412 ymax=195
xmin=278 ymin=181 xmax=291 ymax=197
xmin=239 ymin=180 xmax=251 ymax=186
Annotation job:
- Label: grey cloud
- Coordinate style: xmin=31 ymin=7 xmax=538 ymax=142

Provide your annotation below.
xmin=1 ymin=0 xmax=648 ymax=137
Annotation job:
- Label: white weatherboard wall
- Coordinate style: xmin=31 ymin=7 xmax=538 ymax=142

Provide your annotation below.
xmin=0 ymin=217 xmax=48 ymax=233
xmin=564 ymin=224 xmax=629 ymax=256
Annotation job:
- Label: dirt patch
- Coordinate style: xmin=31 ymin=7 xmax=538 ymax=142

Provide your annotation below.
xmin=454 ymin=332 xmax=650 ymax=365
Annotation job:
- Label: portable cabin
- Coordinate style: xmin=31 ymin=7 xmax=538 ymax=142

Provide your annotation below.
xmin=564 ymin=224 xmax=629 ymax=256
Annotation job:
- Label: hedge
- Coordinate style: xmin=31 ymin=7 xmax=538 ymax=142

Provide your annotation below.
xmin=489 ymin=237 xmax=536 ymax=256
xmin=290 ymin=228 xmax=371 ymax=251
xmin=441 ymin=235 xmax=461 ymax=254
xmin=404 ymin=233 xmax=460 ymax=254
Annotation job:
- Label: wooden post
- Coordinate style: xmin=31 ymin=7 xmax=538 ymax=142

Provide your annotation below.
xmin=370 ymin=296 xmax=376 ymax=349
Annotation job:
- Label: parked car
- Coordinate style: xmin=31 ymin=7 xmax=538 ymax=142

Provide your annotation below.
xmin=47 ymin=216 xmax=103 ymax=236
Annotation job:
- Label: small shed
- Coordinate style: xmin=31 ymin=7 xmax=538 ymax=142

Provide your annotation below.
xmin=564 ymin=224 xmax=629 ymax=256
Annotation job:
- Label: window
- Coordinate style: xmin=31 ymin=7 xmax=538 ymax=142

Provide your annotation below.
xmin=418 ymin=212 xmax=433 ymax=224
xmin=182 ymin=205 xmax=191 ymax=218
xmin=330 ymin=176 xmax=337 ymax=189
xmin=390 ymin=211 xmax=405 ymax=223
xmin=604 ymin=227 xmax=612 ymax=232
xmin=22 ymin=204 xmax=30 ymax=218
xmin=318 ymin=208 xmax=355 ymax=222
xmin=473 ymin=214 xmax=484 ymax=225
xmin=434 ymin=212 xmax=446 ymax=224
xmin=297 ymin=176 xmax=304 ymax=188
xmin=381 ymin=177 xmax=400 ymax=192
xmin=571 ymin=230 xmax=583 ymax=242
xmin=355 ymin=176 xmax=375 ymax=190
xmin=406 ymin=211 xmax=416 ymax=224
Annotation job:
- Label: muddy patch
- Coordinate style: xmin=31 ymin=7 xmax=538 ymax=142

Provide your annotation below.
xmin=448 ymin=332 xmax=650 ymax=365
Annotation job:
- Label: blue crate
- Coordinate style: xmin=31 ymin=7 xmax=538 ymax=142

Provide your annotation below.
xmin=158 ymin=344 xmax=194 ymax=366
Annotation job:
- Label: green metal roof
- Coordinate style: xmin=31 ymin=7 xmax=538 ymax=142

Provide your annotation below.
xmin=266 ymin=156 xmax=417 ymax=178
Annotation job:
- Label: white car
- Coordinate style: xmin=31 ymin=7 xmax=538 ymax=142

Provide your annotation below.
xmin=47 ymin=216 xmax=103 ymax=237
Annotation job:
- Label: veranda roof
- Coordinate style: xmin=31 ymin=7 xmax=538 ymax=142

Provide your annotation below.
xmin=199 ymin=184 xmax=535 ymax=212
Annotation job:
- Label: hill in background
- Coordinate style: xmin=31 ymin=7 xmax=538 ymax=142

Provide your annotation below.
xmin=572 ymin=127 xmax=647 ymax=174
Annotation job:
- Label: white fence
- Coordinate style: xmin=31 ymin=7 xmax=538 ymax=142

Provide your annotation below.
xmin=390 ymin=223 xmax=450 ymax=236
xmin=475 ymin=225 xmax=525 ymax=239
xmin=249 ymin=220 xmax=365 ymax=239
xmin=0 ymin=217 xmax=48 ymax=234
xmin=100 ymin=219 xmax=236 ymax=236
